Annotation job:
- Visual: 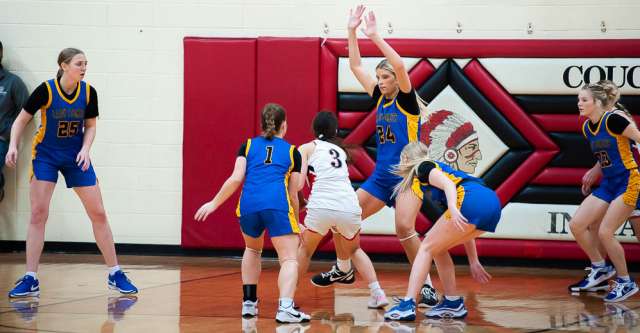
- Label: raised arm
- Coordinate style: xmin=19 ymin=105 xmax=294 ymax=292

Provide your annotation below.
xmin=194 ymin=156 xmax=246 ymax=221
xmin=5 ymin=110 xmax=33 ymax=168
xmin=348 ymin=5 xmax=376 ymax=96
xmin=361 ymin=10 xmax=411 ymax=94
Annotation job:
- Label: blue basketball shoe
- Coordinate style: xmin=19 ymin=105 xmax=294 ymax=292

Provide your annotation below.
xmin=108 ymin=270 xmax=138 ymax=294
xmin=569 ymin=265 xmax=616 ymax=292
xmin=8 ymin=275 xmax=40 ymax=298
xmin=604 ymin=278 xmax=639 ymax=302
xmin=425 ymin=297 xmax=468 ymax=319
xmin=384 ymin=298 xmax=416 ymax=321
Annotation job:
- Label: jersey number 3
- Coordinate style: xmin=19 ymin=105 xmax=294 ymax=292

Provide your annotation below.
xmin=329 ymin=148 xmax=342 ymax=169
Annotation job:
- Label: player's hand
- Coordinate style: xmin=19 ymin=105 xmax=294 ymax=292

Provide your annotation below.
xmin=194 ymin=201 xmax=216 ymax=222
xmin=361 ymin=10 xmax=378 ymax=38
xmin=5 ymin=145 xmax=18 ymax=168
xmin=348 ymin=5 xmax=365 ymax=31
xmin=469 ymin=261 xmax=492 ymax=284
xmin=581 ymin=166 xmax=601 ymax=196
xmin=75 ymin=148 xmax=91 ymax=171
xmin=447 ymin=207 xmax=469 ymax=232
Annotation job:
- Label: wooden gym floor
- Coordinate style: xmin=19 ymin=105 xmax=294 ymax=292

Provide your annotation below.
xmin=0 ymin=253 xmax=638 ymax=332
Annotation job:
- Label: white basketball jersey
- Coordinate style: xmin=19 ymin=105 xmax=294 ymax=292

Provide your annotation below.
xmin=306 ymin=140 xmax=362 ymax=214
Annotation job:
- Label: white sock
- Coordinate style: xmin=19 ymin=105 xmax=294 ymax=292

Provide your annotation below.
xmin=618 ymin=275 xmax=631 ymax=282
xmin=591 ymin=261 xmax=605 ymax=268
xmin=445 ymin=295 xmax=461 ymax=301
xmin=279 ymin=297 xmax=294 ymax=309
xmin=108 ymin=265 xmax=121 ymax=276
xmin=337 ymin=258 xmax=351 ymax=272
xmin=424 ymin=274 xmax=432 ymax=286
xmin=368 ymin=281 xmax=383 ymax=295
xmin=25 ymin=271 xmax=37 ymax=279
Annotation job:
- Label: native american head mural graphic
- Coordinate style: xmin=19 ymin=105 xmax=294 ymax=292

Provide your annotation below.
xmin=421 ymin=110 xmax=482 ymax=174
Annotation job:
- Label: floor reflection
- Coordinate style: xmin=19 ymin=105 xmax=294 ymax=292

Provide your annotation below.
xmin=0 ymin=254 xmax=639 ymax=332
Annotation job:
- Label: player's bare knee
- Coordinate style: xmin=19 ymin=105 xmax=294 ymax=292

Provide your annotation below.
xmin=245 ymin=247 xmax=262 ymax=255
xmin=279 ymin=257 xmax=298 ymax=266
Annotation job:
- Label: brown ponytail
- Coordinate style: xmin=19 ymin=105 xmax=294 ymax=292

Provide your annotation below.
xmin=261 ymin=103 xmax=286 ymax=139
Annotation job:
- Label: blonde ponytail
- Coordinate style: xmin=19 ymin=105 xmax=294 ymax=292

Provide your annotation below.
xmin=392 ymin=142 xmax=432 ymax=197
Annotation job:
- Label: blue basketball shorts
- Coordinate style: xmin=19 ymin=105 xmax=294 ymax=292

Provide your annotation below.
xmin=239 ymin=209 xmax=299 ymax=238
xmin=32 ymin=146 xmax=97 ymax=188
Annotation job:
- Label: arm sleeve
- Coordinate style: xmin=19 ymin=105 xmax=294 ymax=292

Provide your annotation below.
xmin=371 ymin=85 xmax=381 ymax=101
xmin=84 ymin=86 xmax=99 ymax=118
xmin=607 ymin=113 xmax=631 ymax=135
xmin=292 ymin=148 xmax=302 ymax=172
xmin=23 ymin=83 xmax=49 ymax=115
xmin=237 ymin=142 xmax=248 ymax=157
xmin=396 ymin=88 xmax=420 ymax=115
xmin=416 ymin=161 xmax=438 ymax=183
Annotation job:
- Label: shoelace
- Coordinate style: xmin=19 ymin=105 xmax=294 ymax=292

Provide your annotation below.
xmin=608 ymin=280 xmax=627 ymax=294
xmin=320 ymin=267 xmax=339 ymax=279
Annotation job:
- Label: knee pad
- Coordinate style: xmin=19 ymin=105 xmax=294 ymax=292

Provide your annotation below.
xmin=398 ymin=232 xmax=418 ymax=242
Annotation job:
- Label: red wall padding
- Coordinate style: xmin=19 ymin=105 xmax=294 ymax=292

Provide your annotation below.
xmin=256 ymin=37 xmax=320 ymax=146
xmin=183 ymin=37 xmax=640 ymax=262
xmin=182 ymin=38 xmax=257 ymax=248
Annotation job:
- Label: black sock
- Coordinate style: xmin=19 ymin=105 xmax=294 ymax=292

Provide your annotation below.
xmin=243 ymin=284 xmax=257 ymax=302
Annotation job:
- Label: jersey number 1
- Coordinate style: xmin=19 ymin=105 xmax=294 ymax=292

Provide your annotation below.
xmin=264 ymin=146 xmax=274 ymax=164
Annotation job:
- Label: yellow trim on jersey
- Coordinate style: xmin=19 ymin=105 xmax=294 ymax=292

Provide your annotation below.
xmin=395 ymin=101 xmax=421 ymax=143
xmin=581 ymin=120 xmax=588 ymax=139
xmin=54 ymin=78 xmax=81 ymax=104
xmin=86 ymin=82 xmax=91 ymax=105
xmin=375 ymin=95 xmax=384 ymax=110
xmin=411 ymin=177 xmax=424 ymax=200
xmin=44 ymin=82 xmax=53 ymax=109
xmin=245 ymin=139 xmax=252 ymax=156
xmin=615 ymin=134 xmax=638 ymax=170
xmin=383 ymin=99 xmax=394 ymax=108
xmin=284 ymin=145 xmax=300 ymax=233
xmin=444 ymin=185 xmax=466 ymax=221
xmin=623 ymin=169 xmax=640 ymax=207
xmin=30 ymin=82 xmax=53 ymax=179
xmin=236 ymin=139 xmax=252 ymax=217
xmin=586 ymin=112 xmax=606 ymax=136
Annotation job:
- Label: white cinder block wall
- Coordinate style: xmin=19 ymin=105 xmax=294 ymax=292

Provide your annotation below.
xmin=0 ymin=0 xmax=639 ymax=245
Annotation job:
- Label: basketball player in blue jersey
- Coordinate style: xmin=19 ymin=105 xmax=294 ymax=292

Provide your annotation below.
xmin=384 ymin=142 xmax=502 ymax=321
xmin=6 ymin=48 xmax=137 ymax=298
xmin=312 ymin=4 xmax=440 ymax=308
xmin=568 ymin=80 xmax=640 ymax=302
xmin=194 ymin=103 xmax=310 ymax=323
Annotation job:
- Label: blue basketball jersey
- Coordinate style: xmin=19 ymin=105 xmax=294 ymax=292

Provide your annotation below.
xmin=582 ymin=111 xmax=638 ymax=178
xmin=374 ymin=93 xmax=420 ymax=171
xmin=32 ymin=79 xmax=89 ymax=153
xmin=412 ymin=161 xmax=480 ymax=206
xmin=236 ymin=136 xmax=296 ymax=218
